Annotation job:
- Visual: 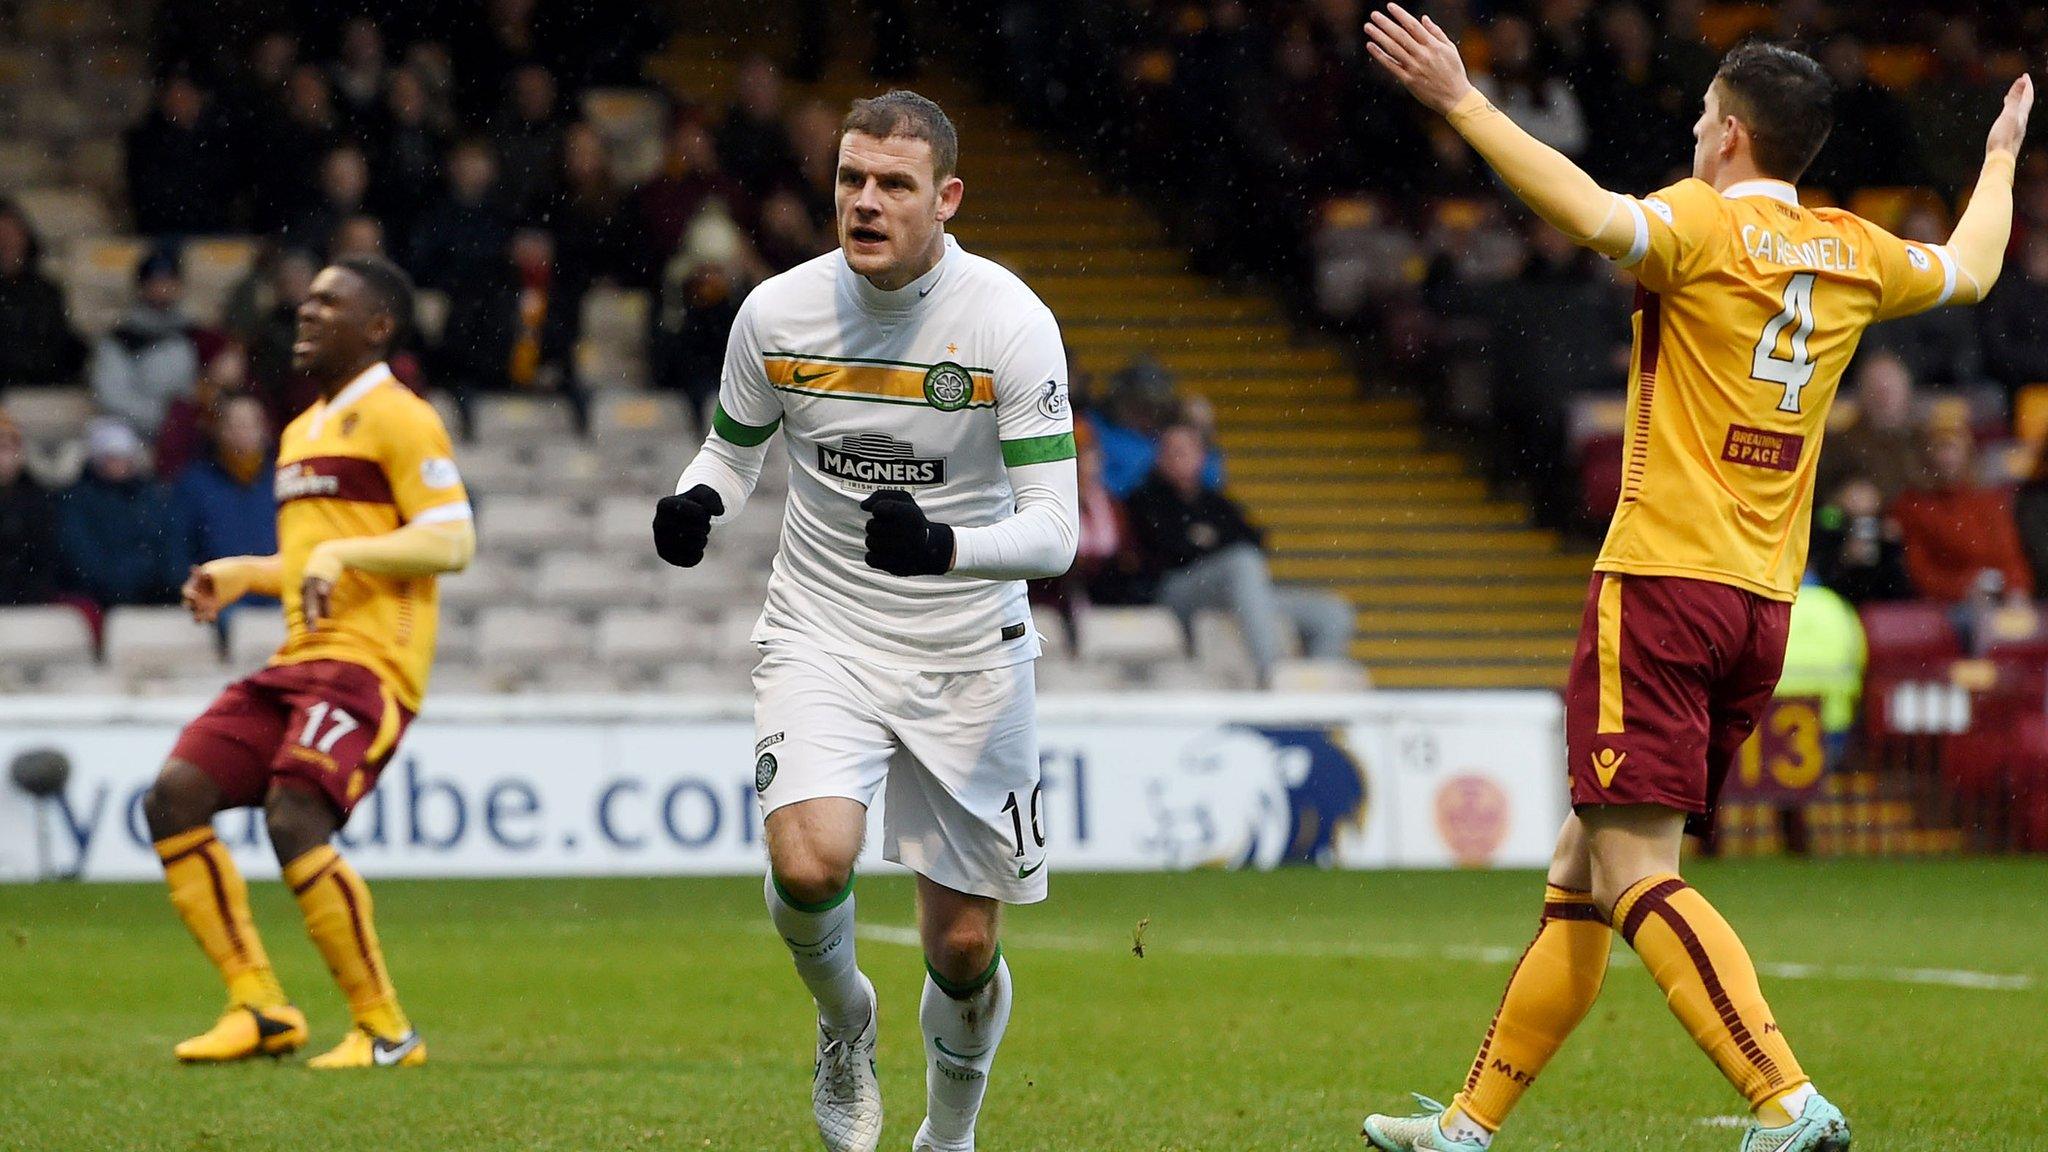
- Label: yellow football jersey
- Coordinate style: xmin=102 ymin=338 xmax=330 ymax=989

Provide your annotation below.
xmin=269 ymin=364 xmax=470 ymax=710
xmin=1598 ymin=177 xmax=1959 ymax=600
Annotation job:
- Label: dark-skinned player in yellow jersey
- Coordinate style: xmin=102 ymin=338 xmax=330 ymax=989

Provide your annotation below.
xmin=143 ymin=254 xmax=475 ymax=1068
xmin=1358 ymin=5 xmax=2029 ymax=1152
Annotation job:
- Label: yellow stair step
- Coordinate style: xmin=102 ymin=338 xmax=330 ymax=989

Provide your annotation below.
xmin=1336 ymin=582 xmax=1588 ymax=608
xmin=1230 ymin=451 xmax=1469 ymax=480
xmin=1215 ymin=427 xmax=1423 ymax=453
xmin=1274 ymin=554 xmax=1590 ymax=581
xmin=1356 ymin=607 xmax=1583 ymax=633
xmin=1366 ymin=664 xmax=1569 ymax=690
xmin=1268 ymin=528 xmax=1558 ymax=554
xmin=1353 ymin=635 xmax=1576 ymax=662
xmin=1247 ymin=478 xmax=1488 ymax=507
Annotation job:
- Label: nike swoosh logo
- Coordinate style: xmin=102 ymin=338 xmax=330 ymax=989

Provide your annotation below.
xmin=918 ymin=272 xmax=943 ymax=298
xmin=790 ymin=367 xmax=834 ymax=384
xmin=932 ymin=1037 xmax=990 ymax=1060
xmin=1017 ymin=858 xmax=1044 ymax=879
xmin=372 ymin=1032 xmax=421 ymax=1066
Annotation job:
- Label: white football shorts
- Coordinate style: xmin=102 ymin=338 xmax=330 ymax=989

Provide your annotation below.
xmin=750 ymin=641 xmax=1048 ymax=904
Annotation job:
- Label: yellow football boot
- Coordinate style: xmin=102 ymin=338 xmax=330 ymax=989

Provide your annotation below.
xmin=306 ymin=1025 xmax=426 ymax=1069
xmin=174 ymin=1003 xmax=309 ymax=1063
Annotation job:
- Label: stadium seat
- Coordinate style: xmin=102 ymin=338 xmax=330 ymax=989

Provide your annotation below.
xmin=2013 ymin=384 xmax=2048 ymax=446
xmin=12 ymin=186 xmax=111 ymax=247
xmin=475 ymin=606 xmax=588 ymax=678
xmin=473 ymin=395 xmax=578 ymax=445
xmin=433 ymin=614 xmax=479 ymax=665
xmin=0 ymin=604 xmax=96 ymax=684
xmin=656 ymin=660 xmax=751 ymax=695
xmin=574 ymin=338 xmax=649 ymax=390
xmin=1191 ymin=611 xmax=1258 ymax=687
xmin=476 ymin=494 xmax=592 ymax=555
xmin=62 ymin=136 xmax=124 ymax=199
xmin=0 ymin=141 xmax=60 ymax=191
xmin=1859 ymin=602 xmax=1962 ymax=669
xmin=438 ymin=552 xmax=532 ymax=614
xmin=580 ymin=288 xmax=650 ymax=350
xmin=66 ymin=236 xmax=147 ymax=335
xmin=2 ymin=386 xmax=93 ymax=443
xmin=1030 ymin=605 xmax=1071 ymax=656
xmin=536 ymin=552 xmax=656 ymax=612
xmin=596 ymin=494 xmax=658 ymax=554
xmin=527 ymin=440 xmax=618 ymax=498
xmin=224 ymin=608 xmax=286 ymax=670
xmin=455 ymin=441 xmax=536 ymax=496
xmin=103 ymin=607 xmax=220 ymax=677
xmin=1074 ymin=606 xmax=1185 ymax=666
xmin=1269 ymin=658 xmax=1372 ymax=693
xmin=179 ymin=237 xmax=260 ymax=327
xmin=1032 ymin=654 xmax=1133 ymax=694
xmin=592 ymin=392 xmax=693 ymax=453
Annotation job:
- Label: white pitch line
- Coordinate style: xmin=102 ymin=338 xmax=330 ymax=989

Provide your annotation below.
xmin=851 ymin=925 xmax=2035 ymax=992
xmin=1697 ymin=1116 xmax=1751 ymax=1129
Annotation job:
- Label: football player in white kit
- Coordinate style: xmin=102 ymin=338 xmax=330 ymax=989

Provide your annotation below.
xmin=652 ymin=91 xmax=1077 ymax=1152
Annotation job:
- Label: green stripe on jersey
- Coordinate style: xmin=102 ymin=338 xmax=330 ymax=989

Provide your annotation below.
xmin=713 ymin=403 xmax=781 ymax=446
xmin=763 ymin=350 xmax=995 ymax=375
xmin=1001 ymin=432 xmax=1077 ymax=467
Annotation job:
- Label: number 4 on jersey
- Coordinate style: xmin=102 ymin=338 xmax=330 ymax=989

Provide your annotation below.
xmin=1751 ymin=271 xmax=1818 ymax=413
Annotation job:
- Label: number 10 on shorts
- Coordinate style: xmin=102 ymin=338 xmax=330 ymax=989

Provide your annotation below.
xmin=1001 ymin=785 xmax=1045 ymax=858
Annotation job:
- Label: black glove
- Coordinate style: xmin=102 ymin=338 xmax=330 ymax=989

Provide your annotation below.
xmin=861 ymin=489 xmax=954 ymax=577
xmin=652 ymin=485 xmax=724 ymax=568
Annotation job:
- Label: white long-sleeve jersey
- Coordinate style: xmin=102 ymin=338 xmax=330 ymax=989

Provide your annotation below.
xmin=677 ymin=234 xmax=1079 ymax=672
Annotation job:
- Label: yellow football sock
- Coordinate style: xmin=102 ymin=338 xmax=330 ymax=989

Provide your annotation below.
xmin=155 ymin=828 xmax=286 ymax=1009
xmin=1614 ymin=874 xmax=1808 ymax=1111
xmin=1448 ymin=885 xmax=1611 ymax=1133
xmin=284 ymin=845 xmax=410 ymax=1038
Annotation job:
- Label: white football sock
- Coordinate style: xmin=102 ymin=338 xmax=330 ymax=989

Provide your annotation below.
xmin=765 ymin=872 xmax=870 ymax=1034
xmin=918 ymin=953 xmax=1012 ymax=1151
xmin=1439 ymin=1106 xmax=1494 ymax=1147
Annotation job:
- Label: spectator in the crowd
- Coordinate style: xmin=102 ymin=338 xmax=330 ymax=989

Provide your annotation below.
xmin=0 ymin=413 xmax=62 ymax=606
xmin=1483 ymin=222 xmax=1620 ymax=529
xmin=717 ymin=56 xmax=799 ymax=197
xmin=125 ymin=73 xmax=236 ymax=236
xmin=91 ymin=248 xmax=201 ymax=437
xmin=1979 ymin=231 xmax=2048 ymax=405
xmin=329 ymin=16 xmax=388 ymax=129
xmin=331 ymin=213 xmax=387 ymax=260
xmin=1471 ymin=15 xmax=1586 ymax=157
xmin=56 ymin=418 xmax=189 ymax=608
xmin=2012 ymin=430 xmax=2048 ymax=595
xmin=1906 ymin=19 xmax=2004 ymax=191
xmin=1805 ymin=35 xmax=1926 ymax=196
xmin=368 ymin=65 xmax=449 ymax=251
xmin=171 ymin=393 xmax=277 ymax=582
xmin=437 ymin=228 xmax=587 ymax=435
xmin=1575 ymin=3 xmax=1688 ymax=191
xmin=408 ymin=139 xmax=514 ymax=299
xmin=226 ymin=246 xmax=321 ymax=429
xmin=282 ymin=146 xmax=374 ymax=258
xmin=256 ymin=64 xmax=345 ymax=232
xmin=1125 ymin=424 xmax=1355 ymax=687
xmin=755 ymin=188 xmax=830 ymax=271
xmin=0 ymin=200 xmax=86 ymax=389
xmin=1091 ymin=356 xmax=1180 ymax=499
xmin=1868 ymin=206 xmax=1984 ymax=390
xmin=155 ymin=341 xmax=248 ymax=479
xmin=1817 ymin=350 xmax=1923 ymax=508
xmin=543 ymin=123 xmax=642 ymax=299
xmin=1809 ymin=475 xmax=1912 ymax=603
xmin=635 ymin=117 xmax=747 ymax=263
xmin=492 ymin=63 xmax=566 ymax=220
xmin=651 ymin=207 xmax=760 ymax=422
xmin=447 ymin=0 xmax=546 ymax=125
xmin=1892 ymin=421 xmax=2033 ymax=604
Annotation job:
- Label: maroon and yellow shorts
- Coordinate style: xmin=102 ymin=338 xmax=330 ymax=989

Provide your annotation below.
xmin=170 ymin=660 xmax=413 ymax=817
xmin=1564 ymin=573 xmax=1790 ymax=825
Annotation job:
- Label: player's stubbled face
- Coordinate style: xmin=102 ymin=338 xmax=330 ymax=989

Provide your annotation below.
xmin=836 ymin=131 xmax=955 ymax=289
xmin=293 ymin=267 xmax=372 ymax=379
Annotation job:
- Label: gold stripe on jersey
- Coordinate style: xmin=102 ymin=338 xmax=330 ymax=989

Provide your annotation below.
xmin=763 ymin=352 xmax=996 ymax=408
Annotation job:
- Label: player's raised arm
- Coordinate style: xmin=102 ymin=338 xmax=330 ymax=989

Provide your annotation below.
xmin=1944 ymin=74 xmax=2033 ymax=305
xmin=1365 ymin=4 xmax=1639 ymax=260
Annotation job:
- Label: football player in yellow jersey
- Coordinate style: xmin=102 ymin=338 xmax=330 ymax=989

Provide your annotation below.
xmin=141 ymin=255 xmax=474 ymax=1069
xmin=1360 ymin=8 xmax=2030 ymax=1152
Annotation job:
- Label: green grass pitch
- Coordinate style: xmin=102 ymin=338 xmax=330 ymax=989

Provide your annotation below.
xmin=3 ymin=859 xmax=2044 ymax=1150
